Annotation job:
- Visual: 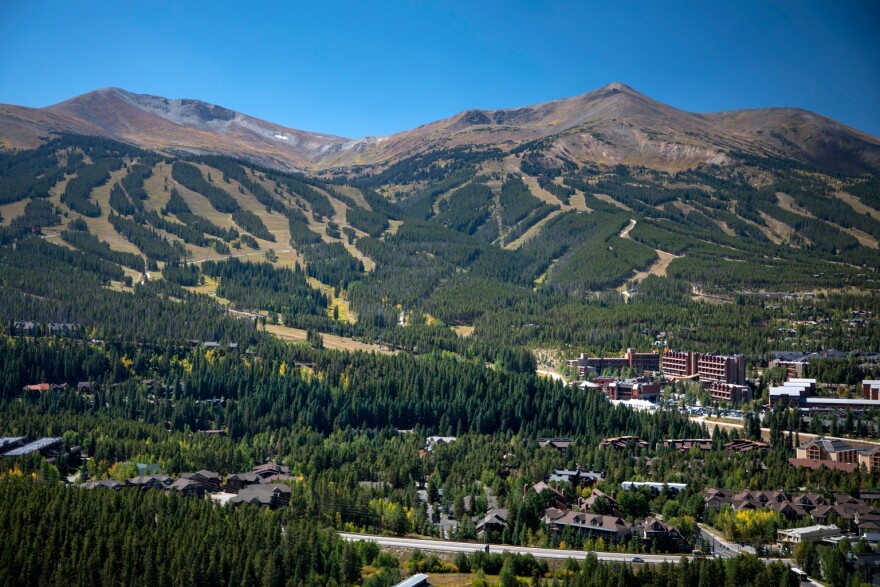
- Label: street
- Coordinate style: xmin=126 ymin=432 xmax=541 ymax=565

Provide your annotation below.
xmin=339 ymin=532 xmax=690 ymax=564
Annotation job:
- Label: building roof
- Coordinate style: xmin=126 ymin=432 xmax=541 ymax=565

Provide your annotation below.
xmin=392 ymin=574 xmax=431 ymax=587
xmin=475 ymin=509 xmax=509 ymax=530
xmin=3 ymin=437 xmax=62 ymax=456
xmin=702 ymin=488 xmax=733 ymax=501
xmin=80 ymin=479 xmax=124 ymax=490
xmin=183 ymin=470 xmax=221 ymax=480
xmin=169 ymin=478 xmax=204 ymax=491
xmin=551 ymin=511 xmax=629 ymax=533
xmin=798 ymin=437 xmax=857 ymax=454
xmin=724 ymin=439 xmax=770 ymax=452
xmin=805 ymin=398 xmax=880 ymax=408
xmin=537 ymin=438 xmax=574 ymax=449
xmin=622 ymin=481 xmax=687 ymax=491
xmin=778 ymin=524 xmax=840 ymax=538
xmin=252 ymin=463 xmax=291 ymax=476
xmin=0 ymin=437 xmax=26 ymax=451
xmin=548 ymin=469 xmax=604 ymax=483
xmin=129 ymin=475 xmax=173 ymax=486
xmin=228 ymin=472 xmax=262 ymax=483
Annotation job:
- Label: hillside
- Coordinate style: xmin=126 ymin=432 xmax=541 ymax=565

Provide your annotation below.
xmin=2 ymin=83 xmax=879 ymax=175
xmin=1 ymin=131 xmax=878 ymax=362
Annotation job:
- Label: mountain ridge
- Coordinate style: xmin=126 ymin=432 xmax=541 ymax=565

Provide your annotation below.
xmin=1 ymin=83 xmax=878 ymax=174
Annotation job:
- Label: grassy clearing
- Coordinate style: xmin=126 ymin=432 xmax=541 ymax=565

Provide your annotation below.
xmin=382 ymin=219 xmax=404 ymax=239
xmin=75 ymin=168 xmax=144 ymax=256
xmin=0 ymin=200 xmax=29 ymax=226
xmin=757 ymin=211 xmax=795 ymax=244
xmin=505 ymin=209 xmax=564 ymax=250
xmin=306 ymin=277 xmax=356 ymax=323
xmin=264 ymin=323 xmax=394 ymax=354
xmin=593 ymin=192 xmax=630 ymax=210
xmin=452 ymin=325 xmax=474 ymax=337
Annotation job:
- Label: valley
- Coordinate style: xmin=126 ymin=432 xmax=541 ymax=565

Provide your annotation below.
xmin=0 ymin=85 xmax=878 ymax=587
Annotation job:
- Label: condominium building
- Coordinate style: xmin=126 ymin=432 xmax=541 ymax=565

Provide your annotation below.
xmin=660 ymin=350 xmax=698 ymax=379
xmin=661 ymin=349 xmax=746 ymax=385
xmin=708 ymin=381 xmax=752 ymax=403
xmin=697 ymin=353 xmax=746 ymax=385
xmin=568 ymin=348 xmax=660 ymax=378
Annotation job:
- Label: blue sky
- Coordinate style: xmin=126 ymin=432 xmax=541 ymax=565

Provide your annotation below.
xmin=1 ymin=0 xmax=878 ymax=138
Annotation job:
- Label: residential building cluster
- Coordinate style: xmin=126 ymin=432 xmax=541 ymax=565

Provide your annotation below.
xmin=702 ymin=487 xmax=880 ymax=539
xmin=599 ymin=436 xmax=769 ymax=454
xmin=79 ymin=462 xmax=295 ymax=508
xmin=541 ymin=482 xmax=690 ymax=551
xmin=476 ymin=477 xmax=690 ymax=551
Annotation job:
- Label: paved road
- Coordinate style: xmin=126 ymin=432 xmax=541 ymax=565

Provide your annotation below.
xmin=338 ymin=533 xmax=686 ymax=564
xmin=689 ymin=415 xmax=880 ymax=449
xmin=341 ymin=531 xmax=795 ymax=569
xmin=698 ymin=524 xmax=750 ymax=558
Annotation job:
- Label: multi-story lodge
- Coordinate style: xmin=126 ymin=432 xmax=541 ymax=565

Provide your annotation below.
xmin=660 ymin=349 xmax=745 ymax=385
xmin=567 ymin=349 xmax=660 ymax=378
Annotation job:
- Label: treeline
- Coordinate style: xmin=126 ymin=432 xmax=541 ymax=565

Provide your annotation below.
xmin=61 ymin=158 xmax=124 ymax=217
xmin=8 ymin=200 xmax=60 ymax=230
xmin=0 ymin=134 xmax=150 ymax=206
xmin=201 ymin=258 xmax=329 ymax=318
xmin=0 ymin=478 xmax=365 ymax=587
xmin=231 ymin=208 xmax=275 ymax=241
xmin=435 ymin=182 xmax=493 ymax=235
xmin=557 ymin=554 xmax=798 ymax=587
xmin=61 ymin=224 xmax=146 ymax=272
xmin=171 ymin=161 xmax=239 ymax=213
xmin=120 ymin=162 xmax=153 ymax=201
xmin=499 ymin=174 xmax=558 ymax=227
xmin=0 ymin=237 xmax=259 ymax=343
xmin=163 ymin=189 xmax=239 ymax=242
xmin=109 ymin=213 xmax=186 ymax=263
xmin=108 ymin=182 xmax=138 ymax=215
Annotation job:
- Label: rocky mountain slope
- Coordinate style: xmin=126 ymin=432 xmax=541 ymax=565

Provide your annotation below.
xmin=1 ymin=83 xmax=878 ymax=174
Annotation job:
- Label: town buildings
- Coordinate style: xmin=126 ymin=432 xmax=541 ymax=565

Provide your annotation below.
xmin=599 ymin=436 xmax=648 ymax=450
xmin=702 ymin=487 xmax=880 ymax=535
xmin=769 ymin=378 xmax=880 ymax=412
xmin=567 ymin=348 xmax=660 ymax=378
xmin=604 ymin=378 xmax=662 ymax=401
xmin=660 ymin=349 xmax=746 ymax=386
xmin=570 ymin=347 xmax=752 ymax=404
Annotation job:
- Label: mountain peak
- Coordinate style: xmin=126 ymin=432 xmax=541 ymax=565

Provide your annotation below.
xmin=1 ymin=83 xmax=878 ymax=174
xmin=601 ymin=81 xmax=635 ymax=93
